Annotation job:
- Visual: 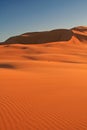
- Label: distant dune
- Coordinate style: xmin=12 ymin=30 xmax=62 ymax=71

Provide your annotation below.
xmin=0 ymin=26 xmax=87 ymax=130
xmin=1 ymin=26 xmax=87 ymax=44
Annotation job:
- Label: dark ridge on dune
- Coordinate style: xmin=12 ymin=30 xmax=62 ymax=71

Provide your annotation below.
xmin=1 ymin=26 xmax=87 ymax=44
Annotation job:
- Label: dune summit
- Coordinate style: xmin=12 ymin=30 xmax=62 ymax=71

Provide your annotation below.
xmin=0 ymin=26 xmax=87 ymax=130
xmin=1 ymin=26 xmax=87 ymax=44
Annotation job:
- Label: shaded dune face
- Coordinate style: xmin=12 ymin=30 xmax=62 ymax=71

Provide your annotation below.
xmin=4 ymin=29 xmax=73 ymax=44
xmin=1 ymin=26 xmax=87 ymax=44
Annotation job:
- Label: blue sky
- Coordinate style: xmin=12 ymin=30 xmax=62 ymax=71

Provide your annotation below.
xmin=0 ymin=0 xmax=87 ymax=41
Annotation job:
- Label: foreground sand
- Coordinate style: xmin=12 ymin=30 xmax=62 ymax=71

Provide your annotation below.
xmin=0 ymin=42 xmax=87 ymax=130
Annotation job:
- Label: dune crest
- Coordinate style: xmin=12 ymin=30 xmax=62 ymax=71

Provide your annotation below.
xmin=0 ymin=26 xmax=87 ymax=45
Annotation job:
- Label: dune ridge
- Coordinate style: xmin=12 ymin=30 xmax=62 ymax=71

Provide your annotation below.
xmin=0 ymin=26 xmax=87 ymax=44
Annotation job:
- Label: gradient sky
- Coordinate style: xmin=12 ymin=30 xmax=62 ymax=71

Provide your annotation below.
xmin=0 ymin=0 xmax=87 ymax=42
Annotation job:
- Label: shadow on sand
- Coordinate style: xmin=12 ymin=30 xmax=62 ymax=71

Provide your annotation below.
xmin=0 ymin=63 xmax=16 ymax=69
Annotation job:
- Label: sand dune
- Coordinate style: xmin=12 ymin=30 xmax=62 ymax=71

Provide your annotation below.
xmin=1 ymin=26 xmax=87 ymax=44
xmin=0 ymin=26 xmax=87 ymax=130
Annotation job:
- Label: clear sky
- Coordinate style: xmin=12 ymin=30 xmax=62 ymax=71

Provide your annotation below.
xmin=0 ymin=0 xmax=87 ymax=42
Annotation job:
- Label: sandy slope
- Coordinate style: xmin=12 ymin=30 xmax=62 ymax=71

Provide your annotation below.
xmin=0 ymin=26 xmax=87 ymax=130
xmin=0 ymin=61 xmax=87 ymax=130
xmin=0 ymin=40 xmax=87 ymax=130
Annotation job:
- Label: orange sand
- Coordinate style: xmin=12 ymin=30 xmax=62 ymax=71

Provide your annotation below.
xmin=0 ymin=31 xmax=87 ymax=129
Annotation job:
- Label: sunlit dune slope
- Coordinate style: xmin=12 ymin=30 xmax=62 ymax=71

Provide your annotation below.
xmin=0 ymin=41 xmax=87 ymax=63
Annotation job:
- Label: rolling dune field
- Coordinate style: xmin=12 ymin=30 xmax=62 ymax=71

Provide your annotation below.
xmin=0 ymin=27 xmax=87 ymax=130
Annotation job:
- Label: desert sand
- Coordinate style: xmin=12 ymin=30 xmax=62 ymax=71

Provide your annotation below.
xmin=0 ymin=26 xmax=87 ymax=130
